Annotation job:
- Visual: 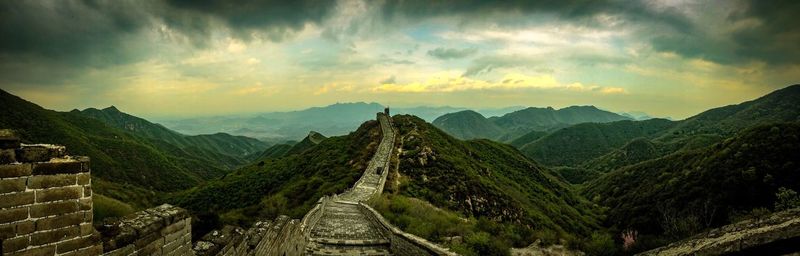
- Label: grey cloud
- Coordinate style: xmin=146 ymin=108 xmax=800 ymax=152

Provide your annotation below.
xmin=379 ymin=0 xmax=695 ymax=34
xmin=463 ymin=55 xmax=542 ymax=77
xmin=427 ymin=47 xmax=478 ymax=60
xmin=165 ymin=0 xmax=336 ymax=42
xmin=0 ymin=0 xmax=338 ymax=86
xmin=651 ymin=0 xmax=800 ymax=66
xmin=380 ymin=76 xmax=396 ymax=84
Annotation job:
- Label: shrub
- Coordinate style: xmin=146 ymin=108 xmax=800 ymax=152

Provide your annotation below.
xmin=775 ymin=187 xmax=800 ymax=211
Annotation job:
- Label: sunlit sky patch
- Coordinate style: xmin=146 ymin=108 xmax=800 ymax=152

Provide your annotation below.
xmin=1 ymin=0 xmax=798 ymax=119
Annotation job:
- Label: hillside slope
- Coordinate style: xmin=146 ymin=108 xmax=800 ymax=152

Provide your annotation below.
xmin=387 ymin=115 xmax=601 ymax=236
xmin=582 ymin=122 xmax=800 ymax=247
xmin=170 ymin=120 xmax=381 ymax=224
xmin=80 ymin=106 xmax=269 ymax=167
xmin=432 ymin=105 xmax=631 ymax=142
xmin=519 ymin=119 xmax=675 ymax=167
xmin=432 ymin=110 xmax=504 ymax=140
xmin=0 ymin=89 xmax=227 ymax=199
xmin=520 ymin=84 xmax=800 ymax=169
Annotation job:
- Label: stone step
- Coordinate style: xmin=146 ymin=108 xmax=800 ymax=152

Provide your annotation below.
xmin=305 ymin=241 xmax=392 ymax=256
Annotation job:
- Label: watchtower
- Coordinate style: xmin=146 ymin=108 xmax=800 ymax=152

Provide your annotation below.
xmin=384 ymin=106 xmax=390 ymax=116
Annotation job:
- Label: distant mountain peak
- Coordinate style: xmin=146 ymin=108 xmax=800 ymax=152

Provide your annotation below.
xmin=103 ymin=106 xmax=120 ymax=112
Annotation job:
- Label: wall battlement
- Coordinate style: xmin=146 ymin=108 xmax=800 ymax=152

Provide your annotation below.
xmin=98 ymin=204 xmax=193 ymax=256
xmin=1 ymin=130 xmax=101 ymax=256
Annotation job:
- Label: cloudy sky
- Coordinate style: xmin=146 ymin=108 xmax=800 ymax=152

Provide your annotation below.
xmin=1 ymin=0 xmax=798 ymax=119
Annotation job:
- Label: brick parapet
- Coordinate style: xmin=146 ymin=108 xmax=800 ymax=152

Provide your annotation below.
xmin=99 ymin=204 xmax=193 ymax=256
xmin=1 ymin=129 xmax=101 ymax=256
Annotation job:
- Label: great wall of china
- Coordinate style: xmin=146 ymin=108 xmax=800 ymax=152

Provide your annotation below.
xmin=1 ymin=111 xmax=456 ymax=256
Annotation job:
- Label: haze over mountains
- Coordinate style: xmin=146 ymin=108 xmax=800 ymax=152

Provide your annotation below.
xmin=1 ymin=84 xmax=799 ymax=255
xmin=156 ymin=102 xmax=657 ymax=142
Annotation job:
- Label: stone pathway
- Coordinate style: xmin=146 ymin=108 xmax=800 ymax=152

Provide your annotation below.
xmin=305 ymin=113 xmax=395 ymax=256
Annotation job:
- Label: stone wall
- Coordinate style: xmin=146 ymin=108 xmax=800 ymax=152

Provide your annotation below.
xmin=99 ymin=204 xmax=193 ymax=256
xmin=1 ymin=131 xmax=102 ymax=256
xmin=638 ymin=208 xmax=800 ymax=255
xmin=193 ymin=215 xmax=305 ymax=256
xmin=358 ymin=203 xmax=457 ymax=256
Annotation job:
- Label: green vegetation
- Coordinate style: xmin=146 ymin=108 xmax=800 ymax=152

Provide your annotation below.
xmin=582 ymin=122 xmax=800 ymax=252
xmin=93 ymin=194 xmax=136 ymax=223
xmin=385 ymin=115 xmax=603 ymax=249
xmin=433 ymin=106 xmax=630 ymax=142
xmin=284 ymin=131 xmax=326 ymax=155
xmin=519 ymin=119 xmax=675 ymax=167
xmin=80 ymin=106 xmax=269 ymax=168
xmin=170 ymin=120 xmax=381 ymax=226
xmin=0 ymin=89 xmax=230 ymax=209
xmin=432 ymin=110 xmax=504 ymax=140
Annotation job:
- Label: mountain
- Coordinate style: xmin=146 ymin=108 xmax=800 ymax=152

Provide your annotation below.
xmin=491 ymin=106 xmax=632 ymax=134
xmin=392 ymin=106 xmax=468 ymax=121
xmin=431 ymin=110 xmax=504 ymax=140
xmin=0 ymin=89 xmax=229 ymax=206
xmin=658 ymin=84 xmax=800 ymax=142
xmin=79 ymin=106 xmax=269 ymax=167
xmin=581 ymin=137 xmax=661 ymax=173
xmin=376 ymin=115 xmax=602 ymax=252
xmin=158 ymin=102 xmax=385 ymax=140
xmin=519 ymin=84 xmax=800 ymax=169
xmin=582 ymin=122 xmax=800 ymax=251
xmin=519 ymin=119 xmax=676 ymax=167
xmin=171 ymin=120 xmax=382 ymax=222
xmin=284 ymin=131 xmax=326 ymax=155
xmin=432 ymin=105 xmax=632 ymax=141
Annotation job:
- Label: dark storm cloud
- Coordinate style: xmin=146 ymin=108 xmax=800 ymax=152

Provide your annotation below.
xmin=0 ymin=0 xmax=336 ymax=86
xmin=0 ymin=1 xmax=154 ymax=67
xmin=379 ymin=0 xmax=695 ymax=33
xmin=164 ymin=0 xmax=336 ymax=42
xmin=651 ymin=0 xmax=800 ymax=65
xmin=427 ymin=47 xmax=478 ymax=60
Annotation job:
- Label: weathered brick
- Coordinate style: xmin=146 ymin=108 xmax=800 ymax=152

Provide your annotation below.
xmin=29 ymin=200 xmax=79 ymax=218
xmin=56 ymin=232 xmax=100 ymax=254
xmin=0 ymin=148 xmax=15 ymax=164
xmin=78 ymin=198 xmax=92 ymax=211
xmin=35 ymin=186 xmax=82 ymax=203
xmin=14 ymin=145 xmax=66 ymax=163
xmin=28 ymin=174 xmax=77 ymax=189
xmin=6 ymin=245 xmax=55 ymax=256
xmin=134 ymin=232 xmax=162 ymax=249
xmin=160 ymin=219 xmax=186 ymax=236
xmin=76 ymin=173 xmax=90 ymax=185
xmin=0 ymin=163 xmax=32 ymax=178
xmin=30 ymin=226 xmax=79 ymax=246
xmin=35 ymin=212 xmax=83 ymax=231
xmin=2 ymin=235 xmax=29 ymax=253
xmin=0 ymin=207 xmax=28 ymax=223
xmin=104 ymin=244 xmax=135 ymax=256
xmin=16 ymin=220 xmax=34 ymax=235
xmin=0 ymin=177 xmax=26 ymax=194
xmin=162 ymin=236 xmax=183 ymax=254
xmin=31 ymin=161 xmax=83 ymax=175
xmin=84 ymin=210 xmax=93 ymax=222
xmin=60 ymin=243 xmax=102 ymax=256
xmin=0 ymin=191 xmax=34 ymax=208
xmin=137 ymin=234 xmax=164 ymax=255
xmin=79 ymin=222 xmax=94 ymax=236
xmin=0 ymin=223 xmax=14 ymax=239
xmin=164 ymin=228 xmax=184 ymax=244
xmin=83 ymin=185 xmax=92 ymax=197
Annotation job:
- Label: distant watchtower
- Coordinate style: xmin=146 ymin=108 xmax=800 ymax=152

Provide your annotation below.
xmin=384 ymin=106 xmax=390 ymax=116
